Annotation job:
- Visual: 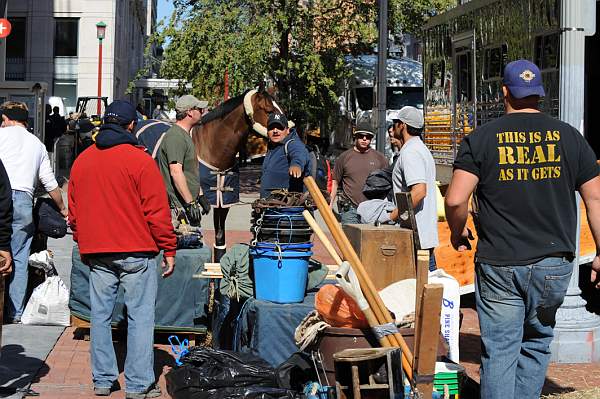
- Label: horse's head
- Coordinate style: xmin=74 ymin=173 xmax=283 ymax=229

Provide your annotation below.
xmin=251 ymin=90 xmax=280 ymax=129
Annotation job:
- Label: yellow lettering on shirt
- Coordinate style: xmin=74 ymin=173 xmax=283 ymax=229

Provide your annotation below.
xmin=496 ymin=129 xmax=562 ymax=182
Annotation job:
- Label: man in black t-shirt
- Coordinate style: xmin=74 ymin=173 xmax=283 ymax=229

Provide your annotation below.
xmin=445 ymin=60 xmax=600 ymax=399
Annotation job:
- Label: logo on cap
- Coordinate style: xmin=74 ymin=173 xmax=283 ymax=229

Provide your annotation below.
xmin=519 ymin=70 xmax=536 ymax=83
xmin=273 ymin=114 xmax=281 ymax=120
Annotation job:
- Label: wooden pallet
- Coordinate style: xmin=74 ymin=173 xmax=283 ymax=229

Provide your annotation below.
xmin=70 ymin=315 xmax=207 ymax=346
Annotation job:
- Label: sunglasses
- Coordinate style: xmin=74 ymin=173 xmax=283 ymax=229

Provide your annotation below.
xmin=355 ymin=134 xmax=373 ymax=140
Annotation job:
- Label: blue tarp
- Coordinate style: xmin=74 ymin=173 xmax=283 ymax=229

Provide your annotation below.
xmin=233 ymin=293 xmax=316 ymax=367
xmin=69 ymin=244 xmax=212 ymax=332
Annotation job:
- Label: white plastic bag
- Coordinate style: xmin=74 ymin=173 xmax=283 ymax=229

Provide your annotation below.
xmin=429 ymin=268 xmax=460 ymax=363
xmin=28 ymin=250 xmax=56 ymax=274
xmin=21 ymin=276 xmax=70 ymax=326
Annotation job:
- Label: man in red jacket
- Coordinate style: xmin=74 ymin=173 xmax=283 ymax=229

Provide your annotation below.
xmin=69 ymin=100 xmax=176 ymax=399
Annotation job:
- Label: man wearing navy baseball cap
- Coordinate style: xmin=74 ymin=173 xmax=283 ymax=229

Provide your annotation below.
xmin=445 ymin=59 xmax=600 ymax=399
xmin=69 ymin=99 xmax=176 ymax=397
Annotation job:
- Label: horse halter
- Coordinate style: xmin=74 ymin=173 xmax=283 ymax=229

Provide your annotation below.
xmin=243 ymin=89 xmax=293 ymax=137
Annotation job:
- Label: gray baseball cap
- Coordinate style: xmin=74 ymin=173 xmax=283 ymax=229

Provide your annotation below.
xmin=175 ymin=95 xmax=208 ymax=112
xmin=389 ymin=106 xmax=424 ymax=129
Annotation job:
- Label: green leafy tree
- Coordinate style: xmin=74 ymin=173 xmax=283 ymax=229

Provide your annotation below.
xmin=157 ymin=0 xmax=453 ymax=129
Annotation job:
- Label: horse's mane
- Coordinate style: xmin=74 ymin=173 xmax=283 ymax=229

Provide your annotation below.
xmin=200 ymin=90 xmax=251 ymax=125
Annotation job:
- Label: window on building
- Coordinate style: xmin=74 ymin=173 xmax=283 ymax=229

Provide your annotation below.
xmin=429 ymin=60 xmax=446 ymax=89
xmin=54 ymin=18 xmax=78 ymax=57
xmin=6 ymin=18 xmax=26 ymax=81
xmin=456 ymin=51 xmax=473 ymax=102
xmin=7 ymin=18 xmax=26 ymax=58
xmin=534 ymin=32 xmax=559 ymax=70
xmin=483 ymin=44 xmax=508 ymax=80
xmin=53 ymin=80 xmax=77 ymax=115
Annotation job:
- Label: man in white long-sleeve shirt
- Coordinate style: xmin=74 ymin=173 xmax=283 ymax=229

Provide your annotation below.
xmin=0 ymin=101 xmax=67 ymax=323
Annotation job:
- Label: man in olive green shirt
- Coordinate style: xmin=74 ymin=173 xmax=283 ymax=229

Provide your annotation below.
xmin=157 ymin=95 xmax=210 ymax=226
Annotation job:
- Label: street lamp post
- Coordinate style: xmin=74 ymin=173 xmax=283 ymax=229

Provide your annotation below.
xmin=96 ymin=21 xmax=106 ymax=116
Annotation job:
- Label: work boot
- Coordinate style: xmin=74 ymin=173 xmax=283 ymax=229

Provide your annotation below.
xmin=94 ymin=381 xmax=120 ymax=396
xmin=213 ymin=246 xmax=227 ymax=263
xmin=125 ymin=384 xmax=161 ymax=399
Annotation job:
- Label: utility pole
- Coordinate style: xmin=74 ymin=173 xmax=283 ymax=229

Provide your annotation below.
xmin=0 ymin=0 xmax=8 ymax=82
xmin=375 ymin=0 xmax=388 ymax=153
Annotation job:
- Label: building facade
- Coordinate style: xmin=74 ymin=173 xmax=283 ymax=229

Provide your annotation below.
xmin=4 ymin=0 xmax=155 ymax=114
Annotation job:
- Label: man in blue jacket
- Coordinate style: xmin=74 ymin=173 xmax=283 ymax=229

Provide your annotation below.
xmin=260 ymin=112 xmax=311 ymax=198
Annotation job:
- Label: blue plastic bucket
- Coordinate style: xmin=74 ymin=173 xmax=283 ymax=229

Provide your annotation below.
xmin=250 ymin=248 xmax=313 ymax=303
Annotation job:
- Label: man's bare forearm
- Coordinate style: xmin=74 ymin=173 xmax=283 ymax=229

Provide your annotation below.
xmin=48 ymin=187 xmax=66 ymax=213
xmin=445 ymin=200 xmax=469 ymax=239
xmin=171 ymin=172 xmax=193 ymax=204
xmin=330 ymin=180 xmax=338 ymax=206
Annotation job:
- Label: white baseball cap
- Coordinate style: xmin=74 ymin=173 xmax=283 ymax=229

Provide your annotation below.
xmin=389 ymin=106 xmax=424 ymax=129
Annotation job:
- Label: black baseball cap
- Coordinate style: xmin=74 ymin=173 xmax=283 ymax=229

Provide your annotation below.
xmin=267 ymin=112 xmax=288 ymax=130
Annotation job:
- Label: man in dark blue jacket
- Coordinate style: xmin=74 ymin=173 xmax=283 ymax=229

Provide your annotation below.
xmin=260 ymin=112 xmax=311 ymax=198
xmin=0 ymin=159 xmax=12 ymax=277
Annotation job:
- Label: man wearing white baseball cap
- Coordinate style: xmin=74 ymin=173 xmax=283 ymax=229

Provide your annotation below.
xmin=389 ymin=106 xmax=439 ymax=271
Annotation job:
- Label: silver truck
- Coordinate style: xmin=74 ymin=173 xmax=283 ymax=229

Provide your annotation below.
xmin=333 ymin=55 xmax=423 ymax=154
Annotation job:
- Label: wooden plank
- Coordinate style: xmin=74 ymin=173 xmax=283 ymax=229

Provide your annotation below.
xmin=413 ymin=284 xmax=443 ymax=398
xmin=415 ymin=249 xmax=430 ymax=346
xmin=395 ymin=192 xmax=420 ymax=249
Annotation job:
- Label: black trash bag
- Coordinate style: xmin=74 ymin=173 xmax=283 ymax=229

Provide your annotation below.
xmin=362 ymin=167 xmax=393 ymax=200
xmin=169 ymin=385 xmax=296 ymax=399
xmin=166 ymin=346 xmax=298 ymax=399
xmin=276 ymin=352 xmax=317 ymax=391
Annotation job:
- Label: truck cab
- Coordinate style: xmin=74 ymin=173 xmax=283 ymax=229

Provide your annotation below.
xmin=334 ymin=55 xmax=423 ymax=155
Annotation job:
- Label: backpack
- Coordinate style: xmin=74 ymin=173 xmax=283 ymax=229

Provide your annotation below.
xmin=33 ymin=198 xmax=67 ymax=239
xmin=284 ymin=140 xmax=331 ymax=192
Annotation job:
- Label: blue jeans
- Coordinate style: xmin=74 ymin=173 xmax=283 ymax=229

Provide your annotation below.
xmin=475 ymin=257 xmax=573 ymax=399
xmin=6 ymin=190 xmax=34 ymax=320
xmin=89 ymin=254 xmax=158 ymax=393
xmin=340 ymin=206 xmax=360 ymax=225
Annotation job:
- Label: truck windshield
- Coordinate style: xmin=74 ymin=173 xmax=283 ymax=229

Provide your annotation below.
xmin=356 ymin=87 xmax=424 ymax=111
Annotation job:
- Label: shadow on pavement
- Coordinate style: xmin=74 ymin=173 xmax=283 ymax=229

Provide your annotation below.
xmin=0 ymin=344 xmax=50 ymax=397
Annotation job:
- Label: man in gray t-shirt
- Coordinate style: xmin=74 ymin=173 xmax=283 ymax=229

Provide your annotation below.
xmin=390 ymin=106 xmax=439 ymax=270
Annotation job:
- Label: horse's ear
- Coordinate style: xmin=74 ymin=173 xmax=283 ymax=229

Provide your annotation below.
xmin=257 ymin=82 xmax=265 ymax=93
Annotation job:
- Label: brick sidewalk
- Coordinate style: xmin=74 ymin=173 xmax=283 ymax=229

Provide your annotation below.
xmin=28 ymin=228 xmax=600 ymax=398
xmin=459 ymin=297 xmax=600 ymax=397
xmin=30 ymin=306 xmax=600 ymax=398
xmin=29 ymin=328 xmax=174 ymax=398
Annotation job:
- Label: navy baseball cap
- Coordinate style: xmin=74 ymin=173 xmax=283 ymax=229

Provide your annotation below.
xmin=103 ymin=100 xmax=137 ymax=125
xmin=503 ymin=60 xmax=545 ymax=99
xmin=267 ymin=112 xmax=288 ymax=130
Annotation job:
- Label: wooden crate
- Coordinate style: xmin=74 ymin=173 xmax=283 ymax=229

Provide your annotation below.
xmin=343 ymin=224 xmax=416 ymax=291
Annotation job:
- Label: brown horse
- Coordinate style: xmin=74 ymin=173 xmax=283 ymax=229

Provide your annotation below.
xmin=191 ymin=88 xmax=285 ymax=261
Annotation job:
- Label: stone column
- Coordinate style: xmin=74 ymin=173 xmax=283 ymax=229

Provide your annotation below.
xmin=550 ymin=0 xmax=600 ymax=363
